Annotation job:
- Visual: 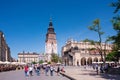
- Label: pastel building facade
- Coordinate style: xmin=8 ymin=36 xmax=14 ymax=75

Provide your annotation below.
xmin=18 ymin=52 xmax=39 ymax=63
xmin=62 ymin=39 xmax=113 ymax=66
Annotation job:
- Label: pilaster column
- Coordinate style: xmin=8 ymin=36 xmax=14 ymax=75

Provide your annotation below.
xmin=5 ymin=47 xmax=8 ymax=61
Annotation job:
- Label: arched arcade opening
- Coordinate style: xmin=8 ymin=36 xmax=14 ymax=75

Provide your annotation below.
xmin=81 ymin=57 xmax=86 ymax=66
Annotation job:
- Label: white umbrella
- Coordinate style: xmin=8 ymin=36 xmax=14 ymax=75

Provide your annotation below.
xmin=57 ymin=62 xmax=61 ymax=65
xmin=42 ymin=62 xmax=47 ymax=65
xmin=92 ymin=61 xmax=103 ymax=64
xmin=4 ymin=61 xmax=11 ymax=64
xmin=11 ymin=62 xmax=19 ymax=65
xmin=20 ymin=62 xmax=26 ymax=65
xmin=106 ymin=61 xmax=114 ymax=63
xmin=0 ymin=61 xmax=4 ymax=64
xmin=97 ymin=62 xmax=103 ymax=64
xmin=92 ymin=62 xmax=97 ymax=64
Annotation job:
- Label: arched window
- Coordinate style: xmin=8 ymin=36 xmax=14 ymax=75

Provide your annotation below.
xmin=81 ymin=57 xmax=86 ymax=66
xmin=74 ymin=46 xmax=79 ymax=50
xmin=94 ymin=57 xmax=98 ymax=62
xmin=87 ymin=57 xmax=92 ymax=65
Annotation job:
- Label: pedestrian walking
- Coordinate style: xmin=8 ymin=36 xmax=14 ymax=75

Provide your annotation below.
xmin=24 ymin=65 xmax=29 ymax=77
xmin=57 ymin=66 xmax=60 ymax=76
xmin=45 ymin=65 xmax=49 ymax=76
xmin=100 ymin=64 xmax=103 ymax=73
xmin=34 ymin=65 xmax=37 ymax=75
xmin=95 ymin=64 xmax=98 ymax=75
xmin=50 ymin=65 xmax=54 ymax=76
xmin=36 ymin=64 xmax=41 ymax=76
xmin=29 ymin=66 xmax=33 ymax=76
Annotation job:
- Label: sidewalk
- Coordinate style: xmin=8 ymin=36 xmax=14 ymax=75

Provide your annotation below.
xmin=61 ymin=66 xmax=120 ymax=80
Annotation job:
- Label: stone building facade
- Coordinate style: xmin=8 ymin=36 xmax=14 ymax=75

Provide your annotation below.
xmin=18 ymin=51 xmax=39 ymax=63
xmin=45 ymin=19 xmax=57 ymax=62
xmin=62 ymin=39 xmax=113 ymax=66
xmin=0 ymin=31 xmax=12 ymax=62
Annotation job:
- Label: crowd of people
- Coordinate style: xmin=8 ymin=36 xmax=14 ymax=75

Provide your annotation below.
xmin=24 ymin=64 xmax=65 ymax=77
xmin=0 ymin=64 xmax=23 ymax=72
xmin=92 ymin=62 xmax=120 ymax=74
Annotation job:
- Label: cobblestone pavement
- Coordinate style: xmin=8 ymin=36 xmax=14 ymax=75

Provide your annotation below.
xmin=63 ymin=66 xmax=120 ymax=80
xmin=0 ymin=70 xmax=69 ymax=80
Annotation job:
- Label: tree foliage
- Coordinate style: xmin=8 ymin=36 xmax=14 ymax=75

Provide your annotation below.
xmin=51 ymin=53 xmax=59 ymax=63
xmin=106 ymin=51 xmax=118 ymax=61
xmin=32 ymin=61 xmax=37 ymax=64
xmin=110 ymin=0 xmax=120 ymax=13
xmin=39 ymin=60 xmax=43 ymax=64
xmin=83 ymin=38 xmax=98 ymax=45
xmin=88 ymin=19 xmax=104 ymax=61
xmin=48 ymin=61 xmax=51 ymax=64
xmin=112 ymin=16 xmax=120 ymax=31
xmin=106 ymin=0 xmax=120 ymax=61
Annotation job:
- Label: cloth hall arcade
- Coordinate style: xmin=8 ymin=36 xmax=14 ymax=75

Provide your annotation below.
xmin=62 ymin=39 xmax=113 ymax=66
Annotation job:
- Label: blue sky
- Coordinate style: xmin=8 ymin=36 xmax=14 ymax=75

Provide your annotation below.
xmin=0 ymin=0 xmax=117 ymax=59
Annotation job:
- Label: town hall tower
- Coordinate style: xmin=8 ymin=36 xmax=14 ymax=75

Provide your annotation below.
xmin=45 ymin=19 xmax=57 ymax=61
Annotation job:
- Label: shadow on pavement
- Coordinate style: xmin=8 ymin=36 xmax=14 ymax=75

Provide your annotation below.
xmin=77 ymin=70 xmax=120 ymax=80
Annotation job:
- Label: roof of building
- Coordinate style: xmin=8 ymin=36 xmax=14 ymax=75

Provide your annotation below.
xmin=18 ymin=52 xmax=39 ymax=55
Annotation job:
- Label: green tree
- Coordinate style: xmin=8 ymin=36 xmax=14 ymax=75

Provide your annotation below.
xmin=106 ymin=51 xmax=118 ymax=61
xmin=88 ymin=19 xmax=104 ymax=61
xmin=51 ymin=53 xmax=59 ymax=63
xmin=111 ymin=16 xmax=120 ymax=50
xmin=108 ymin=0 xmax=120 ymax=61
xmin=83 ymin=38 xmax=98 ymax=45
xmin=48 ymin=61 xmax=51 ymax=64
xmin=39 ymin=60 xmax=43 ymax=64
xmin=83 ymin=38 xmax=110 ymax=62
xmin=110 ymin=0 xmax=120 ymax=13
xmin=32 ymin=61 xmax=37 ymax=64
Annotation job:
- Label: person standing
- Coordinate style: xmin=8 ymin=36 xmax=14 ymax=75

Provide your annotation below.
xmin=57 ymin=66 xmax=60 ymax=76
xmin=36 ymin=64 xmax=40 ymax=76
xmin=24 ymin=65 xmax=29 ymax=77
xmin=45 ymin=65 xmax=49 ymax=76
xmin=34 ymin=65 xmax=37 ymax=75
xmin=50 ymin=65 xmax=54 ymax=76
xmin=29 ymin=66 xmax=33 ymax=76
xmin=95 ymin=64 xmax=98 ymax=75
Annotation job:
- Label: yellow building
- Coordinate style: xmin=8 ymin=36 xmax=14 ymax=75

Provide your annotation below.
xmin=62 ymin=39 xmax=112 ymax=66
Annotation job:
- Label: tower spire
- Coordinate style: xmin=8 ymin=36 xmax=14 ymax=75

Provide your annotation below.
xmin=45 ymin=18 xmax=57 ymax=62
xmin=47 ymin=17 xmax=55 ymax=34
xmin=49 ymin=17 xmax=53 ymax=27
